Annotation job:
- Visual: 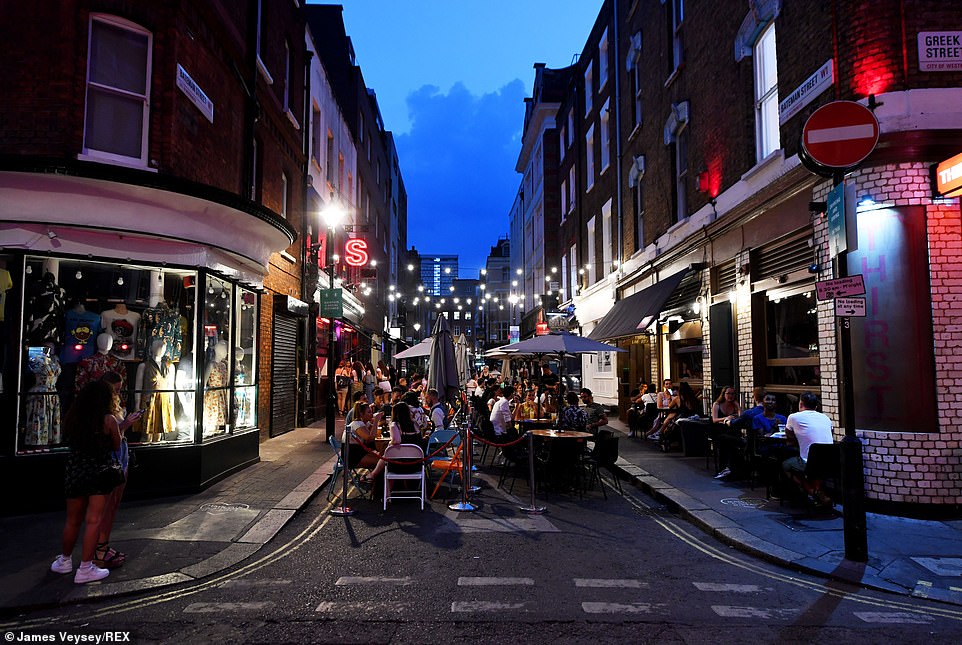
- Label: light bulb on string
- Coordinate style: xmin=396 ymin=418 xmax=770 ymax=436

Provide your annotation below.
xmin=75 ymin=270 xmax=83 ymax=280
xmin=25 ymin=265 xmax=32 ymax=275
xmin=208 ymin=286 xmax=214 ymax=295
xmin=117 ymin=276 xmax=124 ymax=286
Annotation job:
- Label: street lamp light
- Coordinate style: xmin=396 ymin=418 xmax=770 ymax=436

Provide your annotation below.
xmin=320 ymin=201 xmax=352 ymax=517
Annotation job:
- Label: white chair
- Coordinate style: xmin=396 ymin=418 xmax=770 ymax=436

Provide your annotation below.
xmin=383 ymin=444 xmax=426 ymax=510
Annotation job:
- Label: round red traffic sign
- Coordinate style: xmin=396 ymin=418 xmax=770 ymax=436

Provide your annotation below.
xmin=802 ymin=101 xmax=879 ymax=169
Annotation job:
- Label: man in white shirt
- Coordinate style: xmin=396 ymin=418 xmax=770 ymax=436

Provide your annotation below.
xmin=426 ymin=388 xmax=447 ymax=430
xmin=782 ymin=391 xmax=834 ymax=505
xmin=489 ymin=385 xmax=514 ymax=437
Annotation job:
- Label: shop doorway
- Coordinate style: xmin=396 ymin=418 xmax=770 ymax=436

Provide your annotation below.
xmin=270 ymin=314 xmax=299 ymax=437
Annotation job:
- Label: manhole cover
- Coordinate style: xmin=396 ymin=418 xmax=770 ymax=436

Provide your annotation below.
xmin=720 ymin=497 xmax=768 ymax=509
xmin=201 ymin=502 xmax=251 ymax=515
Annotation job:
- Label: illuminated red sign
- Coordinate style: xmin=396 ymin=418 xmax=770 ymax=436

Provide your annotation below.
xmin=535 ymin=321 xmax=550 ymax=336
xmin=344 ymin=238 xmax=369 ymax=267
xmin=935 ymin=151 xmax=962 ymax=198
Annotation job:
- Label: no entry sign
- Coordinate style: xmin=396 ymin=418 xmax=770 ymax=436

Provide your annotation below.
xmin=802 ymin=101 xmax=879 ymax=170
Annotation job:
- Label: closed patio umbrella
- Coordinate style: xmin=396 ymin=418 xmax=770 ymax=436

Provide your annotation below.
xmin=428 ymin=314 xmax=460 ymax=403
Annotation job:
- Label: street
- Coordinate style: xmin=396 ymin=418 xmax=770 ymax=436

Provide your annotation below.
xmin=5 ymin=469 xmax=961 ymax=644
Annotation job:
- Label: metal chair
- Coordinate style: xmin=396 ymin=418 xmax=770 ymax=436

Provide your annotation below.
xmin=326 ymin=435 xmax=366 ymax=501
xmin=383 ymin=444 xmax=426 ymax=510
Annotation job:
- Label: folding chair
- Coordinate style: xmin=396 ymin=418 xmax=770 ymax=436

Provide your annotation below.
xmin=429 ymin=441 xmax=463 ymax=500
xmin=383 ymin=444 xmax=426 ymax=510
xmin=327 ymin=435 xmax=366 ymax=501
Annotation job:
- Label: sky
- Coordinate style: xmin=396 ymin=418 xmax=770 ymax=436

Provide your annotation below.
xmin=329 ymin=0 xmax=603 ymax=277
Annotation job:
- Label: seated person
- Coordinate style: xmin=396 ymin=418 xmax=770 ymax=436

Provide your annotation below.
xmin=513 ymin=389 xmax=540 ymax=421
xmin=651 ymin=382 xmax=700 ymax=441
xmin=712 ymin=387 xmax=742 ymax=479
xmin=366 ymin=401 xmax=424 ymax=482
xmin=557 ymin=391 xmax=588 ymax=432
xmin=782 ymin=391 xmax=834 ymax=506
xmin=342 ymin=402 xmax=383 ymax=482
xmin=579 ymin=388 xmax=608 ymax=436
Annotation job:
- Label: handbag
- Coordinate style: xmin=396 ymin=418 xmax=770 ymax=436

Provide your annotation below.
xmin=95 ymin=459 xmax=126 ymax=490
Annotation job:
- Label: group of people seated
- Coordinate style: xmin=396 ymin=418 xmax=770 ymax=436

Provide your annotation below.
xmin=627 ymin=380 xmax=836 ymax=508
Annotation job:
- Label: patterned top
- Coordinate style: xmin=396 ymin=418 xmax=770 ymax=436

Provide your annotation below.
xmin=557 ymin=405 xmax=587 ymax=432
xmin=75 ymin=352 xmax=126 ymax=393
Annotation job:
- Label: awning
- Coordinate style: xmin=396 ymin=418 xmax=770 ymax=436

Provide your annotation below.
xmin=587 ymin=269 xmax=690 ymax=341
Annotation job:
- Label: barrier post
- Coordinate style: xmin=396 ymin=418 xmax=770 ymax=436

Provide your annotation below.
xmin=519 ymin=431 xmax=546 ymax=514
xmin=449 ymin=422 xmax=478 ymax=512
xmin=330 ymin=436 xmax=355 ymax=516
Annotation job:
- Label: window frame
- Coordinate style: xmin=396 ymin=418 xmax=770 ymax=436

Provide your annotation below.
xmin=584 ymin=64 xmax=593 ymax=116
xmin=600 ymin=98 xmax=611 ymax=172
xmin=598 ymin=27 xmax=610 ymax=90
xmin=80 ymin=14 xmax=152 ymax=168
xmin=585 ymin=124 xmax=595 ymax=191
xmin=753 ymin=22 xmax=781 ymax=161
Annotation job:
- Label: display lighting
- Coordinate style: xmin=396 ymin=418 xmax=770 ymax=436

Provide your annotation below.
xmin=407 ymin=263 xmax=414 ymax=271
xmin=25 ymin=265 xmax=32 ymax=275
xmin=75 ymin=270 xmax=82 ymax=279
xmin=389 ymin=284 xmax=395 ymax=291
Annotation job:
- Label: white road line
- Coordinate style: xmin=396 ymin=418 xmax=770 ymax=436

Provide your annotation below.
xmin=854 ymin=612 xmax=935 ymax=625
xmin=457 ymin=576 xmax=534 ymax=586
xmin=574 ymin=578 xmax=648 ymax=589
xmin=711 ymin=605 xmax=799 ymax=619
xmin=217 ymin=579 xmax=293 ymax=588
xmin=806 ymin=124 xmax=876 ymax=144
xmin=451 ymin=601 xmax=531 ymax=612
xmin=184 ymin=601 xmax=273 ymax=613
xmin=335 ymin=576 xmax=414 ymax=586
xmin=694 ymin=582 xmax=765 ymax=592
xmin=316 ymin=601 xmax=416 ymax=614
xmin=582 ymin=602 xmax=654 ymax=614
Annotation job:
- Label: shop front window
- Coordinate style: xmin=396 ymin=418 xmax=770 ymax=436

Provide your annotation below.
xmin=765 ymin=290 xmax=819 ymax=394
xmin=234 ymin=288 xmax=257 ymax=429
xmin=18 ymin=257 xmax=196 ymax=452
xmin=668 ymin=320 xmax=703 ymax=386
xmin=203 ymin=276 xmax=232 ymax=438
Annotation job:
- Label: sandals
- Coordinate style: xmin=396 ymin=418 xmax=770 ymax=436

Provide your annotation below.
xmin=94 ymin=543 xmax=126 ymax=569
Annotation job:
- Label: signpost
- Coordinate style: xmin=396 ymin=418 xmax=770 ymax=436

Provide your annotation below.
xmin=815 ymin=275 xmax=865 ymax=300
xmin=834 ymin=297 xmax=866 ymax=317
xmin=801 ymin=101 xmax=879 ymax=170
xmin=319 ymin=288 xmax=343 ymax=318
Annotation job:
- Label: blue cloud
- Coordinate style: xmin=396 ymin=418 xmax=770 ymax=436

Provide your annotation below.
xmin=395 ymin=80 xmax=526 ymax=274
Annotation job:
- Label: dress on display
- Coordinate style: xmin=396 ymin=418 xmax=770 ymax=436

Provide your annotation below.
xmin=75 ymin=352 xmax=126 ymax=393
xmin=24 ymin=355 xmax=62 ymax=447
xmin=233 ymin=362 xmax=251 ymax=427
xmin=137 ymin=306 xmax=183 ymax=362
xmin=204 ymin=360 xmax=229 ymax=433
xmin=139 ymin=358 xmax=174 ymax=443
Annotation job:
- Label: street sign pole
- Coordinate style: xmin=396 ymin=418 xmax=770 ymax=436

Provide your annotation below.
xmin=832 ymin=174 xmax=867 ymax=562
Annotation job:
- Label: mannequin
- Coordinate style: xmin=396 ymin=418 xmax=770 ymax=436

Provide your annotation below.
xmin=174 ymin=358 xmax=195 ymax=441
xmin=233 ymin=346 xmax=251 ymax=427
xmin=135 ymin=339 xmax=175 ymax=442
xmin=75 ymin=333 xmax=126 ymax=393
xmin=203 ymin=341 xmax=229 ymax=436
xmin=61 ymin=302 xmax=102 ymax=364
xmin=24 ymin=345 xmax=62 ymax=447
xmin=101 ymin=303 xmax=141 ymax=361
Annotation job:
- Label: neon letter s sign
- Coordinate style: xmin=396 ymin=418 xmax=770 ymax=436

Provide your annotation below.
xmin=344 ymin=239 xmax=369 ymax=267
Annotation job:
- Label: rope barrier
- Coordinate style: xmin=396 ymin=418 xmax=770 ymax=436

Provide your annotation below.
xmin=347 ymin=427 xmax=461 ymax=465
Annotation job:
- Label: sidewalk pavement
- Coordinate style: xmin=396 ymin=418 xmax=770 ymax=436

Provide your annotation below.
xmin=3 ymin=415 xmax=962 ymax=617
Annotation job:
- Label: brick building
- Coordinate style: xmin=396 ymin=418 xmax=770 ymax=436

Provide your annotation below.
xmin=0 ymin=1 xmax=306 ymax=510
xmin=548 ymin=0 xmax=962 ymax=515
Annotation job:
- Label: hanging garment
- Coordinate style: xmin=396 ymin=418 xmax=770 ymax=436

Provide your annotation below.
xmin=60 ymin=309 xmax=103 ymax=364
xmin=138 ymin=358 xmax=174 ymax=443
xmin=25 ymin=272 xmax=66 ymax=347
xmin=137 ymin=306 xmax=183 ymax=362
xmin=100 ymin=308 xmax=141 ymax=361
xmin=23 ymin=355 xmax=62 ymax=447
xmin=233 ymin=362 xmax=252 ymax=427
xmin=75 ymin=351 xmax=126 ymax=393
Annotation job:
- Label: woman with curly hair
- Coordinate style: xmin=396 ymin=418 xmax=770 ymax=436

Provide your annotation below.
xmin=50 ymin=379 xmax=123 ymax=584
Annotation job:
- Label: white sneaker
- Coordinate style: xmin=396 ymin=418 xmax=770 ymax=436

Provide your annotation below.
xmin=74 ymin=562 xmax=109 ymax=584
xmin=714 ymin=467 xmax=732 ymax=479
xmin=50 ymin=555 xmax=73 ymax=574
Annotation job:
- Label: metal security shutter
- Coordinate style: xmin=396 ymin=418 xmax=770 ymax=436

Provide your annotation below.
xmin=753 ymin=231 xmax=814 ymax=280
xmin=271 ymin=315 xmax=298 ymax=437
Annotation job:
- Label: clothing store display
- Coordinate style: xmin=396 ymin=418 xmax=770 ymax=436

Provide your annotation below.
xmin=75 ymin=351 xmax=126 ymax=393
xmin=233 ymin=359 xmax=252 ymax=428
xmin=137 ymin=306 xmax=183 ymax=362
xmin=100 ymin=306 xmax=141 ymax=361
xmin=25 ymin=272 xmax=66 ymax=346
xmin=24 ymin=354 xmax=62 ymax=446
xmin=138 ymin=358 xmax=174 ymax=442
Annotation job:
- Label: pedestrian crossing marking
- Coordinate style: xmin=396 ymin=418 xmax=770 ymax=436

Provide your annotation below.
xmin=582 ymin=602 xmax=654 ymax=614
xmin=711 ymin=605 xmax=799 ymax=619
xmin=184 ymin=602 xmax=273 ymax=613
xmin=458 ymin=576 xmax=535 ymax=586
xmin=854 ymin=612 xmax=934 ymax=624
xmin=451 ymin=601 xmax=531 ymax=612
xmin=694 ymin=582 xmax=766 ymax=592
xmin=335 ymin=576 xmax=414 ymax=586
xmin=574 ymin=578 xmax=647 ymax=588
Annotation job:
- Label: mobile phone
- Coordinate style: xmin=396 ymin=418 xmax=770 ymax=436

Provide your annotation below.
xmin=134 ymin=409 xmax=146 ymax=416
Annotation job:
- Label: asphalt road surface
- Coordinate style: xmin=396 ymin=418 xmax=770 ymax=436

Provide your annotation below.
xmin=5 ymin=471 xmax=962 ymax=643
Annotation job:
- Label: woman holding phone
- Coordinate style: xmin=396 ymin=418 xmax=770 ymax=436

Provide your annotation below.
xmin=94 ymin=371 xmax=142 ymax=569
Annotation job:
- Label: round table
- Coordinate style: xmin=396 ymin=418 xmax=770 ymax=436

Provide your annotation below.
xmin=518 ymin=418 xmax=556 ymax=430
xmin=529 ymin=429 xmax=592 ymax=439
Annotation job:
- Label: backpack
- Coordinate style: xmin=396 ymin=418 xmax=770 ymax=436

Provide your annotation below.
xmin=431 ymin=402 xmax=451 ymax=429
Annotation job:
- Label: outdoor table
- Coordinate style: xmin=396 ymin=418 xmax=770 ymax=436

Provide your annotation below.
xmin=529 ymin=429 xmax=592 ymax=493
xmin=519 ymin=418 xmax=556 ymax=430
xmin=675 ymin=417 xmax=712 ymax=458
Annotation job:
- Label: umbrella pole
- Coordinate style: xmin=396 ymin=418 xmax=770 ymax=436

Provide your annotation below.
xmin=448 ymin=422 xmax=477 ymax=512
xmin=519 ymin=430 xmax=545 ymax=514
